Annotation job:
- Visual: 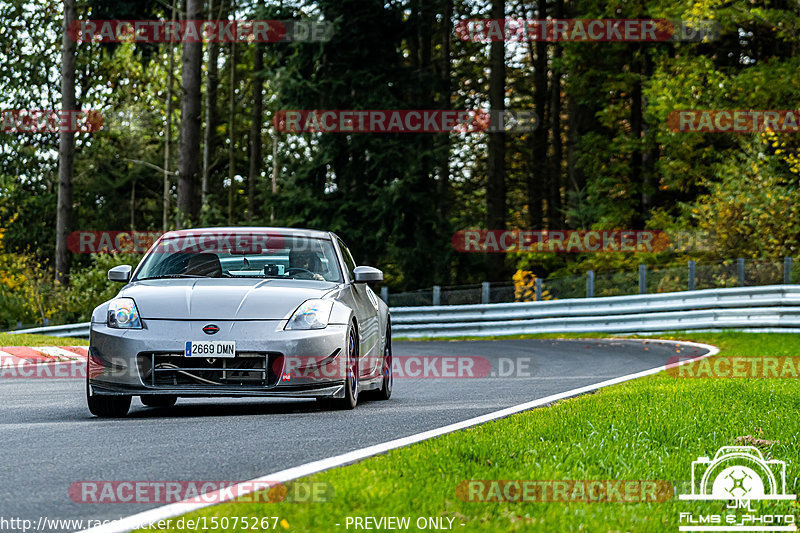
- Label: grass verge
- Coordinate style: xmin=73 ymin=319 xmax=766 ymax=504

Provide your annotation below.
xmin=0 ymin=332 xmax=88 ymax=346
xmin=138 ymin=332 xmax=800 ymax=532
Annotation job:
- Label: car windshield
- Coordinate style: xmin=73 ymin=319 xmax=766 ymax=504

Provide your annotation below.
xmin=133 ymin=233 xmax=343 ymax=282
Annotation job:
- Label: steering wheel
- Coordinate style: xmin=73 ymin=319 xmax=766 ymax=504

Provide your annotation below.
xmin=285 ymin=267 xmax=316 ymax=279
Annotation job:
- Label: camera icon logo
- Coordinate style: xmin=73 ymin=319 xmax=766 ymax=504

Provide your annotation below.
xmin=679 ymin=446 xmax=795 ymax=501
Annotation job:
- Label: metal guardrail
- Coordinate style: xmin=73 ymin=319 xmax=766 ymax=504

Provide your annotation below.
xmin=391 ymin=285 xmax=800 ymax=338
xmin=11 ymin=322 xmax=92 ymax=338
xmin=384 ymin=257 xmax=798 ymax=306
xmin=9 ymin=285 xmax=800 ymax=340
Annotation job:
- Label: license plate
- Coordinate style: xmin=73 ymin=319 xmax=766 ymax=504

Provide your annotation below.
xmin=185 ymin=341 xmax=236 ymax=358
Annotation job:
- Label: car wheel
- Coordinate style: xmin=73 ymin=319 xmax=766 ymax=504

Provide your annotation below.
xmin=376 ymin=325 xmax=393 ymax=400
xmin=329 ymin=323 xmax=359 ymax=410
xmin=87 ymin=381 xmax=131 ymax=418
xmin=140 ymin=395 xmax=177 ymax=408
xmin=366 ymin=325 xmax=392 ymax=401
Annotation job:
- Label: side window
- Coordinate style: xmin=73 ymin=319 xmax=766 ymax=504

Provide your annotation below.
xmin=337 ymin=238 xmax=357 ymax=280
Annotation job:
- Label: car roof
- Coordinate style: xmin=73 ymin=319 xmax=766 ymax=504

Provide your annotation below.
xmin=159 ymin=227 xmax=334 ymax=240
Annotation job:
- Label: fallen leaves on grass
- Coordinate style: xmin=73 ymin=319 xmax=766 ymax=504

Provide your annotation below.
xmin=734 ymin=435 xmax=778 ymax=448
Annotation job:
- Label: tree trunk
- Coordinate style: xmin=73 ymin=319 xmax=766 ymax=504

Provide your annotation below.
xmin=130 ymin=178 xmax=136 ymax=231
xmin=548 ymin=0 xmax=564 ymax=229
xmin=227 ymin=35 xmax=236 ymax=225
xmin=420 ymin=0 xmax=433 ymax=72
xmin=486 ymin=0 xmax=506 ymax=279
xmin=248 ymin=40 xmax=264 ymax=222
xmin=641 ymin=50 xmax=655 ymax=216
xmin=631 ymin=45 xmax=643 ymax=226
xmin=177 ymin=0 xmax=203 ymax=228
xmin=163 ymin=0 xmax=177 ymax=231
xmin=530 ymin=0 xmax=548 ymax=229
xmin=270 ymin=134 xmax=277 ymax=222
xmin=408 ymin=0 xmax=420 ymax=71
xmin=55 ymin=0 xmax=77 ymax=284
xmin=564 ymin=0 xmax=603 ymax=229
xmin=201 ymin=0 xmax=221 ymax=223
xmin=437 ymin=0 xmax=452 ymax=219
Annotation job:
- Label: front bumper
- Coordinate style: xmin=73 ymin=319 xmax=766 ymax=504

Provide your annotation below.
xmin=88 ymin=319 xmax=349 ymax=399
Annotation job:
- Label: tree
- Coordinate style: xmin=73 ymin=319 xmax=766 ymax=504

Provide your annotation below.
xmin=486 ymin=0 xmax=506 ymax=279
xmin=55 ymin=0 xmax=77 ymax=284
xmin=202 ymin=0 xmax=222 ymax=222
xmin=548 ymin=0 xmax=564 ymax=229
xmin=248 ymin=42 xmax=264 ymax=222
xmin=227 ymin=36 xmax=237 ymax=225
xmin=164 ymin=0 xmax=177 ymax=230
xmin=527 ymin=0 xmax=547 ymax=229
xmin=177 ymin=0 xmax=203 ymax=227
xmin=436 ymin=0 xmax=453 ymax=221
xmin=247 ymin=0 xmax=265 ymax=222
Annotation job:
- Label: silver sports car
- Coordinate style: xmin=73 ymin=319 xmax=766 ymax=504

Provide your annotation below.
xmin=87 ymin=227 xmax=392 ymax=417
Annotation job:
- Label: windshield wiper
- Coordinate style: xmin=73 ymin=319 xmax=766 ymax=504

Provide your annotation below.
xmin=136 ymin=274 xmax=207 ymax=280
xmin=224 ymin=274 xmax=285 ymax=279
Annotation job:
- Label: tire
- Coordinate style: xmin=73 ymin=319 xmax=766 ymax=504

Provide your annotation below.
xmin=140 ymin=395 xmax=178 ymax=408
xmin=366 ymin=324 xmax=392 ymax=401
xmin=328 ymin=322 xmax=359 ymax=410
xmin=87 ymin=381 xmax=131 ymax=418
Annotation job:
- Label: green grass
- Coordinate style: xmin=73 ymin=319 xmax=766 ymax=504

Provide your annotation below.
xmin=137 ymin=332 xmax=800 ymax=532
xmin=0 ymin=332 xmax=88 ymax=346
xmin=395 ymin=332 xmax=611 ymax=341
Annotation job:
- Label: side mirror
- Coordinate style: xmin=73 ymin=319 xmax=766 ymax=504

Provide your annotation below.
xmin=353 ymin=266 xmax=383 ymax=283
xmin=108 ymin=265 xmax=132 ymax=283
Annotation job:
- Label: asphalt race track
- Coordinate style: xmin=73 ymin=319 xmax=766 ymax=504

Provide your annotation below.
xmin=0 ymin=339 xmax=710 ymax=532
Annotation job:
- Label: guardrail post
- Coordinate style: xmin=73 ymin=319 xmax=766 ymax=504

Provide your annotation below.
xmin=737 ymin=258 xmax=745 ymax=286
xmin=688 ymin=260 xmax=696 ymax=291
xmin=380 ymin=286 xmax=388 ymax=303
xmin=432 ymin=285 xmax=441 ymax=306
xmin=535 ymin=278 xmax=543 ymax=301
xmin=639 ymin=265 xmax=647 ymax=294
xmin=586 ymin=271 xmax=594 ymax=298
xmin=481 ymin=282 xmax=490 ymax=304
xmin=784 ymin=257 xmax=793 ymax=285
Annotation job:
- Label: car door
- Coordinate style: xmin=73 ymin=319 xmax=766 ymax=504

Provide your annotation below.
xmin=336 ymin=237 xmax=381 ymax=378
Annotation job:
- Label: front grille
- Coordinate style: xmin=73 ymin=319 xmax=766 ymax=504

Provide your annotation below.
xmin=137 ymin=352 xmax=281 ymax=388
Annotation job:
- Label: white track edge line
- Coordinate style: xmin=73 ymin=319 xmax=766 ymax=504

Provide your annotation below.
xmin=76 ymin=339 xmax=719 ymax=533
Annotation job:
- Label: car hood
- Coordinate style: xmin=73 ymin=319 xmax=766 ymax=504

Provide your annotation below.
xmin=119 ymin=278 xmax=339 ymax=320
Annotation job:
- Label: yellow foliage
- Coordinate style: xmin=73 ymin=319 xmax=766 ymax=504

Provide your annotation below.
xmin=513 ymin=270 xmax=553 ymax=302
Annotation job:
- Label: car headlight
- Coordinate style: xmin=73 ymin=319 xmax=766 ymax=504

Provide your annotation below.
xmin=107 ymin=298 xmax=142 ymax=329
xmin=285 ymin=299 xmax=334 ymax=330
